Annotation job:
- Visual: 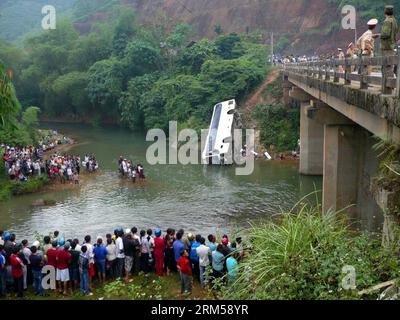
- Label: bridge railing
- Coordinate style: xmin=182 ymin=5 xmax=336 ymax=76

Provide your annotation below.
xmin=283 ymin=55 xmax=400 ymax=96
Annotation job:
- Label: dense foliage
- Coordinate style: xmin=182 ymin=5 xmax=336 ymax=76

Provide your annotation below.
xmin=254 ymin=103 xmax=300 ymax=152
xmin=0 ymin=63 xmax=40 ymax=146
xmin=0 ymin=7 xmax=268 ymax=131
xmin=223 ymin=200 xmax=400 ymax=300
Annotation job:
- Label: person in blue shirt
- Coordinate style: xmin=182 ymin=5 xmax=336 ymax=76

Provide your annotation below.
xmin=189 ymin=235 xmax=201 ymax=282
xmin=173 ymin=232 xmax=186 ymax=263
xmin=0 ymin=244 xmax=6 ymax=297
xmin=207 ymin=235 xmax=217 ymax=264
xmin=226 ymin=243 xmax=239 ymax=284
xmin=93 ymin=237 xmax=108 ymax=284
xmin=212 ymin=244 xmax=225 ymax=280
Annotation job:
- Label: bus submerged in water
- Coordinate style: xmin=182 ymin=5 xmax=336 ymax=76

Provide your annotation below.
xmin=202 ymin=99 xmax=241 ymax=165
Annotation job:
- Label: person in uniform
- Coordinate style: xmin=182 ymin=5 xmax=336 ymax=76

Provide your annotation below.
xmin=357 ymin=18 xmax=379 ymax=75
xmin=380 ymin=5 xmax=398 ymax=94
xmin=346 ymin=43 xmax=357 ymax=72
xmin=337 ymin=48 xmax=345 ymax=73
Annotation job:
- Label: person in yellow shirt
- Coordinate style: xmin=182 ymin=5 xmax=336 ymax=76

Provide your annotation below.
xmin=357 ymin=18 xmax=379 ymax=75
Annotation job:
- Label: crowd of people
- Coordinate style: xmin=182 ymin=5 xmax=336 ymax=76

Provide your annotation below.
xmin=2 ymin=131 xmax=99 ymax=184
xmin=118 ymin=157 xmax=145 ymax=183
xmin=0 ymin=228 xmax=242 ymax=298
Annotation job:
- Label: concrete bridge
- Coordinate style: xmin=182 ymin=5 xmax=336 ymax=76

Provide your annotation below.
xmin=282 ymin=56 xmax=400 ymax=229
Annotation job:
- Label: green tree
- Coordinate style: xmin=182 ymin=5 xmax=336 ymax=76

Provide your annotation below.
xmin=0 ymin=63 xmax=20 ymax=128
xmin=123 ymin=40 xmax=162 ymax=77
xmin=51 ymin=72 xmax=90 ymax=116
xmin=214 ymin=25 xmax=224 ymax=35
xmin=86 ymin=58 xmax=124 ymax=118
xmin=178 ymin=39 xmax=217 ymax=73
xmin=215 ymin=33 xmax=243 ymax=59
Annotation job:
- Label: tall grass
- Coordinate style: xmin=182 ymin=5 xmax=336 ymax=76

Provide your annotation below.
xmin=224 ymin=199 xmax=399 ymax=300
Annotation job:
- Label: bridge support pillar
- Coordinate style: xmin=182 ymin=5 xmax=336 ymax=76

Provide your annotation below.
xmin=299 ymin=102 xmax=324 ymax=175
xmin=323 ymin=125 xmax=359 ymax=215
xmin=322 ymin=125 xmax=383 ymax=228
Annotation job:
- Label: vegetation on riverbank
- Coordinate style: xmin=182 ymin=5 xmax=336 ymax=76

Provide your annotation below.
xmin=221 ymin=199 xmax=399 ymax=300
xmin=0 ymin=175 xmax=50 ymax=201
xmin=251 ymin=77 xmax=300 ymax=152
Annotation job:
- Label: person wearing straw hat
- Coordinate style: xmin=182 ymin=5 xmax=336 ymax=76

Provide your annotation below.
xmin=356 ymin=18 xmax=379 ymax=75
xmin=381 ymin=5 xmax=398 ymax=94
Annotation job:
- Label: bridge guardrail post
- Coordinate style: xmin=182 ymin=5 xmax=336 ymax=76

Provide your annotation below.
xmin=396 ymin=55 xmax=400 ymax=97
xmin=360 ymin=57 xmax=368 ymax=90
xmin=325 ymin=62 xmax=330 ymax=81
xmin=382 ymin=56 xmax=388 ymax=94
xmin=344 ymin=59 xmax=351 ymax=85
xmin=334 ymin=61 xmax=339 ymax=83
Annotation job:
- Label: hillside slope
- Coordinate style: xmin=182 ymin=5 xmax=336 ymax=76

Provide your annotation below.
xmin=1 ymin=0 xmax=399 ymax=53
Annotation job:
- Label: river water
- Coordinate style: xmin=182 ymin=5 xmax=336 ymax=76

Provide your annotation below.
xmin=0 ymin=123 xmax=322 ymax=241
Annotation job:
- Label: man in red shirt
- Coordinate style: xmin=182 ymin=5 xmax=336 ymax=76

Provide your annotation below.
xmin=56 ymin=242 xmax=72 ymax=295
xmin=177 ymin=250 xmax=193 ymax=295
xmin=10 ymin=247 xmax=24 ymax=298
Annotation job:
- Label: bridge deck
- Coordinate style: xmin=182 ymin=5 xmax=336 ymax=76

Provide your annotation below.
xmin=282 ymin=58 xmax=400 ymax=142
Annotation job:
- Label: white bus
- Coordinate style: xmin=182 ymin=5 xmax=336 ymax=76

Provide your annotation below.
xmin=202 ymin=99 xmax=238 ymax=165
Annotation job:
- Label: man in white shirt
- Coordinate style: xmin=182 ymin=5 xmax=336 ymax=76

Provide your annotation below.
xmin=115 ymin=230 xmax=125 ymax=280
xmin=196 ymin=237 xmax=211 ymax=288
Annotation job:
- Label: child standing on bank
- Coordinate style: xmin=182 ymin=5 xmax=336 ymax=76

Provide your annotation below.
xmin=177 ymin=249 xmax=193 ymax=296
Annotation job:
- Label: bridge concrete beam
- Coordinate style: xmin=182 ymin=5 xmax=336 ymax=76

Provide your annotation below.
xmin=289 ymin=87 xmax=312 ymax=102
xmin=299 ymin=102 xmax=324 ymax=176
xmin=308 ymin=101 xmax=354 ymax=126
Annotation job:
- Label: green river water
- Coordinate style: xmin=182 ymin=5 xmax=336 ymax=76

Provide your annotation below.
xmin=0 ymin=123 xmax=322 ymax=241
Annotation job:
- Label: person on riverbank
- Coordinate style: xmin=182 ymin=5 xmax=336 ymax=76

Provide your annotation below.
xmin=56 ymin=242 xmax=72 ymax=295
xmin=10 ymin=246 xmax=24 ymax=298
xmin=83 ymin=235 xmax=95 ymax=291
xmin=123 ymin=232 xmax=136 ymax=282
xmin=173 ymin=231 xmax=186 ymax=264
xmin=189 ymin=235 xmax=201 ymax=282
xmin=0 ymin=245 xmax=6 ymax=297
xmin=69 ymin=241 xmax=80 ymax=292
xmin=226 ymin=244 xmax=239 ymax=285
xmin=29 ymin=246 xmax=44 ymax=296
xmin=207 ymin=235 xmax=217 ymax=264
xmin=212 ymin=245 xmax=225 ymax=281
xmin=21 ymin=239 xmax=31 ymax=290
xmin=115 ymin=229 xmax=125 ymax=280
xmin=106 ymin=238 xmax=117 ymax=279
xmin=79 ymin=245 xmax=90 ymax=296
xmin=94 ymin=237 xmax=107 ymax=284
xmin=153 ymin=229 xmax=165 ymax=277
xmin=140 ymin=230 xmax=150 ymax=273
xmin=196 ymin=237 xmax=211 ymax=288
xmin=164 ymin=228 xmax=176 ymax=275
xmin=177 ymin=249 xmax=193 ymax=296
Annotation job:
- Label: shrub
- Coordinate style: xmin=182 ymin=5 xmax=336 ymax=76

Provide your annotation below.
xmin=223 ymin=198 xmax=400 ymax=300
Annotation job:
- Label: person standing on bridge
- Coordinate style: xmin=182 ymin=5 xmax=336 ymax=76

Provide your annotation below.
xmin=380 ymin=5 xmax=399 ymax=94
xmin=337 ymin=48 xmax=345 ymax=73
xmin=357 ymin=18 xmax=379 ymax=76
